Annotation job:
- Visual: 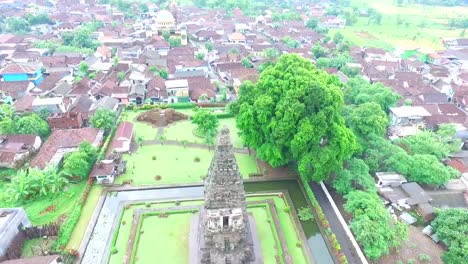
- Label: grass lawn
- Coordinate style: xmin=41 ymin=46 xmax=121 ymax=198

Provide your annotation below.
xmin=122 ymin=111 xmax=158 ymax=141
xmin=336 ymin=0 xmax=468 ymax=52
xmin=133 ymin=212 xmax=193 ymax=264
xmin=110 ymin=196 xmax=310 ymax=264
xmin=116 ymin=145 xmax=257 ymax=185
xmin=163 ymin=117 xmax=244 ymax=148
xmin=116 ymin=145 xmax=213 ymax=185
xmin=67 ymin=185 xmax=103 ymax=250
xmin=235 ymin=153 xmax=258 ymax=176
xmin=21 ymin=237 xmax=56 ymax=257
xmin=164 ymin=120 xmax=202 ymax=143
xmin=249 ymin=206 xmax=281 ymax=263
xmin=0 ymin=182 xmax=86 ymax=225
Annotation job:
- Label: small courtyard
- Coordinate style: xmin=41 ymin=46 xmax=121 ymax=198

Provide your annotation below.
xmin=109 ymin=194 xmax=311 ymax=264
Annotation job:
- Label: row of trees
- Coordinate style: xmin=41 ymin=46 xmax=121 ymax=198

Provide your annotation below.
xmin=0 ymin=105 xmax=50 ymax=138
xmin=3 ymin=13 xmax=52 ymax=34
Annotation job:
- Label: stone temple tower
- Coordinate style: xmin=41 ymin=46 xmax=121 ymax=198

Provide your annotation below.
xmin=198 ymin=127 xmax=255 ymax=264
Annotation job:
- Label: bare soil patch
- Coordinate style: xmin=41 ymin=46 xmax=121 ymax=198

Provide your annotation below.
xmin=40 ymin=205 xmax=56 ymax=215
xmin=355 ymin=31 xmax=378 ymax=40
xmin=136 ymin=108 xmax=188 ymax=127
xmin=376 ymin=226 xmax=444 ymax=264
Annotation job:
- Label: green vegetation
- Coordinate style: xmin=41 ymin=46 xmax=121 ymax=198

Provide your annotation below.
xmin=232 ymin=54 xmax=356 ymax=182
xmin=4 ymin=166 xmax=68 ymax=203
xmin=21 ymin=237 xmax=56 ymax=258
xmin=0 ymin=105 xmax=50 ymax=138
xmin=67 ymin=185 xmax=103 ymax=249
xmin=62 ymin=142 xmax=97 ymax=181
xmin=332 ymin=0 xmax=468 ymax=51
xmin=344 ymin=191 xmax=408 ymax=260
xmin=333 ymin=158 xmax=376 ymax=195
xmin=90 ymin=108 xmax=117 ymax=131
xmin=432 ymin=208 xmax=468 ymax=264
xmin=191 ymin=109 xmax=219 ymax=145
xmin=0 ymin=182 xmax=86 ymax=225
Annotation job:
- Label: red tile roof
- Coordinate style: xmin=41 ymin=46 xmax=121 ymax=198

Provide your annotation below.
xmin=30 ymin=127 xmax=101 ymax=169
xmin=110 ymin=121 xmax=134 ymax=151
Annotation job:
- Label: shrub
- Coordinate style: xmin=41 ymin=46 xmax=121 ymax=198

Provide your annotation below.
xmin=298 ymin=207 xmax=314 ymax=221
xmin=122 ymin=220 xmax=126 ymax=225
xmin=152 ymin=155 xmax=157 ymax=160
xmin=169 ymin=102 xmax=196 ymax=109
xmin=419 ymin=254 xmax=431 ymax=262
xmin=296 ymin=241 xmax=303 ymax=247
xmin=194 ymin=156 xmax=201 ymax=162
xmin=283 ymin=207 xmax=290 ymax=213
xmin=145 ymin=202 xmax=151 ymax=207
xmin=155 ymin=175 xmax=162 ymax=181
xmin=407 ymin=259 xmax=416 ymax=264
xmin=111 ymin=246 xmax=118 ymax=254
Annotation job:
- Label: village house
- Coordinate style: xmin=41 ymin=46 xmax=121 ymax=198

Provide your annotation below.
xmin=165 ymin=79 xmax=189 ymax=103
xmin=0 ymin=64 xmax=43 ymax=86
xmin=29 ymin=127 xmax=104 ymax=169
xmin=389 ymin=106 xmax=432 ymax=126
xmin=32 ymin=97 xmax=67 ymax=113
xmin=89 ymin=158 xmax=126 ymax=185
xmin=47 ymin=112 xmax=84 ymax=130
xmin=378 ymin=181 xmax=435 ymax=222
xmin=0 ymin=135 xmax=42 ymax=169
xmin=110 ymin=121 xmax=134 ymax=153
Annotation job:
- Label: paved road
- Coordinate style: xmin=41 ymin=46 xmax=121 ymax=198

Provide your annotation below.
xmin=309 ymin=182 xmax=363 ymax=264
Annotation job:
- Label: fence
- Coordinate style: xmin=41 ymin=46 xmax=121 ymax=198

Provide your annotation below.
xmin=1 ymin=223 xmax=59 ymax=261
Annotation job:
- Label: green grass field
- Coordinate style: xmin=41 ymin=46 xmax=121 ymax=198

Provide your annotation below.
xmin=134 ymin=212 xmax=192 ymax=264
xmin=110 ymin=195 xmax=310 ymax=264
xmin=67 ymin=185 xmax=103 ymax=250
xmin=115 ymin=145 xmax=258 ymax=185
xmin=122 ymin=111 xmax=158 ymax=141
xmin=335 ymin=0 xmax=467 ymax=52
xmin=164 ymin=117 xmax=244 ymax=148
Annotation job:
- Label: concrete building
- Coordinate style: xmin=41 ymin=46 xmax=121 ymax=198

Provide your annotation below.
xmin=0 ymin=208 xmax=31 ymax=257
xmin=165 ymin=79 xmax=189 ymax=103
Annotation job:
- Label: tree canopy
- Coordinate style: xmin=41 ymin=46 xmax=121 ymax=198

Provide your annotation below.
xmin=344 ymin=102 xmax=388 ymax=139
xmin=344 ymin=191 xmax=408 ymax=260
xmin=233 ymin=54 xmax=356 ymax=182
xmin=333 ymin=158 xmax=376 ymax=195
xmin=62 ymin=142 xmax=97 ymax=180
xmin=15 ymin=114 xmax=50 ymax=138
xmin=192 ymin=109 xmax=219 ymax=145
xmin=345 ymin=77 xmax=401 ymax=112
xmin=90 ymin=108 xmax=117 ymax=131
xmin=432 ymin=208 xmax=468 ymax=264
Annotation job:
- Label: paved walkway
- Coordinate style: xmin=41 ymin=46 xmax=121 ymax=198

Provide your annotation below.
xmin=309 ymin=182 xmax=364 ymax=264
xmin=141 ymin=139 xmax=250 ymax=154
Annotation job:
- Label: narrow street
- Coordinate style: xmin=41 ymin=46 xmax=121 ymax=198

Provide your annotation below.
xmin=309 ymin=182 xmax=364 ymax=264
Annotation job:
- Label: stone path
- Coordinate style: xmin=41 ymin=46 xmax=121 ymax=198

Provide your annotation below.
xmin=141 ymin=139 xmax=250 ymax=154
xmin=309 ymin=182 xmax=365 ymax=264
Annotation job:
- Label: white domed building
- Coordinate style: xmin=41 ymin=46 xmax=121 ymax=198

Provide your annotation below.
xmin=154 ymin=9 xmax=176 ymax=33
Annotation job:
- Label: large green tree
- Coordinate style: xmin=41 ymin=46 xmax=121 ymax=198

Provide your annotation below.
xmin=345 ymin=77 xmax=400 ymax=112
xmin=344 ymin=191 xmax=408 ymax=260
xmin=15 ymin=114 xmax=50 ymax=138
xmin=90 ymin=108 xmax=116 ymax=131
xmin=233 ymin=54 xmax=356 ymax=181
xmin=192 ymin=109 xmax=219 ymax=145
xmin=344 ymin=102 xmax=388 ymax=139
xmin=333 ymin=158 xmax=376 ymax=195
xmin=395 ymin=126 xmax=461 ymax=160
xmin=432 ymin=208 xmax=468 ymax=264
